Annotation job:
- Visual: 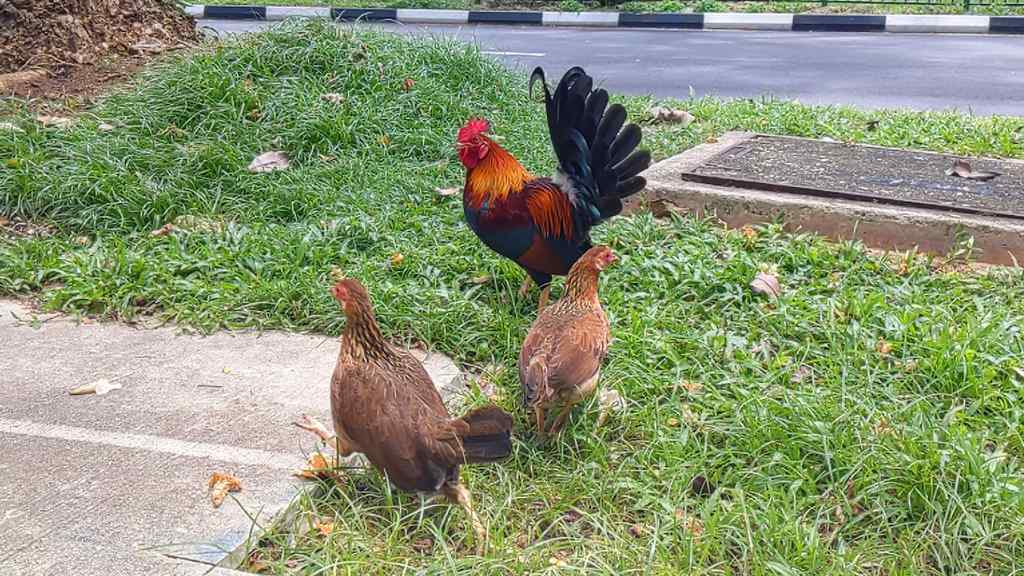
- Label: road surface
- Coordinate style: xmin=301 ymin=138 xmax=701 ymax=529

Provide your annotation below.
xmin=200 ymin=19 xmax=1024 ymax=115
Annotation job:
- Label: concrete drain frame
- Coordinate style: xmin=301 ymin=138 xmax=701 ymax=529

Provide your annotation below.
xmin=627 ymin=132 xmax=1024 ymax=266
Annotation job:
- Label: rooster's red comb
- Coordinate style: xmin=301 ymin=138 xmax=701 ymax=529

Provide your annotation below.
xmin=457 ymin=118 xmax=490 ymax=143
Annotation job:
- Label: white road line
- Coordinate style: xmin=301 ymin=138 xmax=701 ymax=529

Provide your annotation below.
xmin=0 ymin=418 xmax=303 ymax=470
xmin=481 ymin=50 xmax=546 ymax=57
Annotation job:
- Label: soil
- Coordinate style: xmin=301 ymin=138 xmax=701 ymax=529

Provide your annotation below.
xmin=687 ymin=135 xmax=1024 ymax=219
xmin=0 ymin=0 xmax=197 ymax=98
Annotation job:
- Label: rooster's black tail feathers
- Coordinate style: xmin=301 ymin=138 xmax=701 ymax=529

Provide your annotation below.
xmin=530 ymin=66 xmax=651 ymax=223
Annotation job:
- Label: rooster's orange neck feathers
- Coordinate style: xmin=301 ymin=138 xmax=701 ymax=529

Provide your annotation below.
xmin=464 ymin=138 xmax=532 ymax=205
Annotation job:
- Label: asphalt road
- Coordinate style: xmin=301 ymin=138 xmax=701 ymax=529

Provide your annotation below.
xmin=201 ymin=19 xmax=1024 ymax=115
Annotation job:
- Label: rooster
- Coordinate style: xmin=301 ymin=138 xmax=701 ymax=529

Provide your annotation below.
xmin=294 ymin=278 xmax=513 ymax=552
xmin=519 ymin=245 xmax=616 ymax=439
xmin=457 ymin=66 xmax=650 ymax=308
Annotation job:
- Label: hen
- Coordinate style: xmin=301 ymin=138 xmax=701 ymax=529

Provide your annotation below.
xmin=295 ymin=278 xmax=513 ymax=551
xmin=458 ymin=66 xmax=650 ymax=308
xmin=518 ymin=245 xmax=616 ymax=439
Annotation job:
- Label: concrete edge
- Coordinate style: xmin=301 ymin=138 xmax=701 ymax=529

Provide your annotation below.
xmin=189 ymin=5 xmax=1024 ymax=34
xmin=624 ymin=131 xmax=1024 ymax=267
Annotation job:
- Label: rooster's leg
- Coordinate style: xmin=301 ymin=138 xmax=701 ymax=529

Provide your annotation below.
xmin=518 ymin=276 xmax=533 ymax=299
xmin=442 ymin=481 xmax=486 ymax=555
xmin=538 ymin=286 xmax=551 ymax=310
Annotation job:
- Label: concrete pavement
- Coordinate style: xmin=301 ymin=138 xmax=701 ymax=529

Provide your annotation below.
xmin=0 ymin=299 xmax=463 ymax=576
xmin=200 ymin=19 xmax=1024 ymax=115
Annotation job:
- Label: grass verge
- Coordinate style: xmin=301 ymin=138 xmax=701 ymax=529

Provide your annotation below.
xmin=3 ymin=20 xmax=1024 ymax=575
xmin=199 ymin=0 xmax=1024 ymax=16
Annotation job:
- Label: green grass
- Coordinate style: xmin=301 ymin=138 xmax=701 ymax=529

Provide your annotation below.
xmin=3 ymin=20 xmax=1024 ymax=575
xmin=198 ymin=0 xmax=1024 ymax=16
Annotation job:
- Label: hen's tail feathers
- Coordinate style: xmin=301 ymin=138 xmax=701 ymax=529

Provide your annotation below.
xmin=456 ymin=405 xmax=513 ymax=463
xmin=530 ymin=66 xmax=652 ymax=222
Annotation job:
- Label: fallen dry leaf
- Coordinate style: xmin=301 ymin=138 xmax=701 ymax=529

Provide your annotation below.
xmin=873 ymin=417 xmax=894 ymax=436
xmin=6 ymin=158 xmax=19 ymax=169
xmin=946 ymin=159 xmax=1000 ymax=182
xmin=677 ymin=380 xmax=703 ymax=395
xmin=150 ymin=223 xmax=175 ymax=237
xmin=97 ymin=122 xmax=115 ymax=132
xmin=208 ymin=472 xmax=242 ymax=508
xmin=37 ymin=115 xmax=73 ymax=128
xmin=666 ymin=417 xmax=680 ymax=428
xmin=378 ymin=135 xmax=390 ymax=146
xmin=791 ymin=365 xmax=813 ymax=385
xmin=314 ymin=519 xmax=334 ymax=536
xmin=247 ymin=151 xmax=290 ymax=173
xmin=740 ymin=225 xmax=758 ymax=241
xmin=750 ymin=271 xmax=781 ymax=299
xmin=412 ymin=537 xmax=433 ymax=553
xmin=628 ymin=523 xmax=647 ymax=538
xmin=74 ymin=235 xmax=90 ymax=246
xmin=649 ymin=106 xmax=695 ymax=126
xmin=595 ymin=388 xmax=625 ymax=428
xmin=402 ymin=78 xmax=415 ymax=91
xmin=674 ymin=509 xmax=704 ymax=538
xmin=435 ymin=186 xmax=461 ymax=197
xmin=69 ymin=378 xmax=122 ymax=396
xmin=321 ymin=92 xmax=344 ymax=104
xmin=390 ymin=252 xmax=405 ymax=267
xmin=470 ymin=274 xmax=491 ymax=285
xmin=293 ymin=452 xmax=342 ymax=482
xmin=876 ymin=339 xmax=893 ymax=356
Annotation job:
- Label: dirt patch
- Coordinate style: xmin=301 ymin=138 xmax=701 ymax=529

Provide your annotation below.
xmin=0 ymin=55 xmax=150 ymax=102
xmin=0 ymin=216 xmax=57 ymax=239
xmin=0 ymin=0 xmax=197 ymax=99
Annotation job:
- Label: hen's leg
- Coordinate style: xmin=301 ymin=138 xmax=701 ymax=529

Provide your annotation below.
xmin=442 ymin=481 xmax=486 ymax=554
xmin=517 ymin=276 xmax=533 ymax=298
xmin=538 ymin=286 xmax=552 ymax=310
xmin=547 ymin=402 xmax=576 ymax=436
xmin=293 ymin=414 xmax=354 ymax=456
xmin=533 ymin=404 xmax=547 ymax=438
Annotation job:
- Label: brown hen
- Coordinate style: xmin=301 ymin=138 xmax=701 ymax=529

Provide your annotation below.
xmin=295 ymin=278 xmax=513 ymax=551
xmin=518 ymin=245 xmax=617 ymax=439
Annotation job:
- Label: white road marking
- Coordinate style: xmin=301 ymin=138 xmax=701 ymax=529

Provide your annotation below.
xmin=481 ymin=50 xmax=546 ymax=57
xmin=0 ymin=418 xmax=304 ymax=470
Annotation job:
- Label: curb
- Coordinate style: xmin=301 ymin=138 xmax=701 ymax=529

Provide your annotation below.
xmin=186 ymin=5 xmax=1024 ymax=34
xmin=625 ymin=132 xmax=1024 ymax=267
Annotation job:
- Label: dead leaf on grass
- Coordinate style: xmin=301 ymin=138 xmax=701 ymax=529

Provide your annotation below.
xmin=470 ymin=274 xmax=491 ymax=285
xmin=435 ymin=186 xmax=461 ymax=197
xmin=293 ymin=452 xmax=341 ymax=482
xmin=150 ymin=223 xmax=175 ymax=237
xmin=321 ymin=92 xmax=344 ymax=104
xmin=247 ymin=151 xmax=290 ymax=173
xmin=389 ymin=252 xmax=405 ymax=267
xmin=750 ymin=271 xmax=781 ymax=299
xmin=208 ymin=472 xmax=242 ymax=508
xmin=314 ymin=519 xmax=334 ymax=536
xmin=674 ymin=509 xmax=704 ymax=538
xmin=412 ymin=537 xmax=433 ymax=553
xmin=740 ymin=225 xmax=757 ymax=241
xmin=945 ymin=159 xmax=1000 ymax=182
xmin=69 ymin=378 xmax=122 ymax=396
xmin=402 ymin=78 xmax=416 ymax=91
xmin=791 ymin=365 xmax=813 ymax=385
xmin=676 ymin=380 xmax=703 ymax=395
xmin=628 ymin=523 xmax=647 ymax=538
xmin=36 ymin=115 xmax=73 ymax=128
xmin=876 ymin=339 xmax=892 ymax=356
xmin=648 ymin=106 xmax=694 ymax=126
xmin=97 ymin=122 xmax=115 ymax=132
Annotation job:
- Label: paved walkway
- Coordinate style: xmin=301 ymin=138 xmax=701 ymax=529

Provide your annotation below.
xmin=0 ymin=299 xmax=462 ymax=576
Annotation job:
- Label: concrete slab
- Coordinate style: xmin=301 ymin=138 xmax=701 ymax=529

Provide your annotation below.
xmin=624 ymin=132 xmax=1024 ymax=266
xmin=0 ymin=300 xmax=465 ymax=576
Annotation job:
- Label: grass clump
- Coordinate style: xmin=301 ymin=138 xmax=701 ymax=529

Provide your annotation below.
xmin=3 ymin=20 xmax=1024 ymax=575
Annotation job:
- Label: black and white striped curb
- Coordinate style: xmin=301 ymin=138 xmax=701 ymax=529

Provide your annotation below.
xmin=187 ymin=5 xmax=1024 ymax=34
